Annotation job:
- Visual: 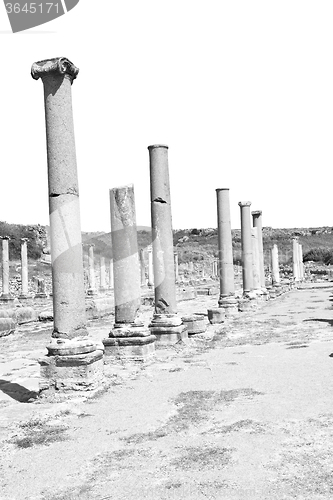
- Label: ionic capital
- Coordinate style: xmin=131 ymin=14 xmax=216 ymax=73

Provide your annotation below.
xmin=238 ymin=201 xmax=252 ymax=208
xmin=251 ymin=210 xmax=262 ymax=216
xmin=31 ymin=57 xmax=79 ymax=84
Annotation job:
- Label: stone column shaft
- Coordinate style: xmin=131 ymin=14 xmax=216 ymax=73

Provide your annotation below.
xmin=252 ymin=210 xmax=265 ymax=288
xmin=1 ymin=237 xmax=12 ymax=300
xmin=139 ymin=249 xmax=146 ymax=286
xmin=20 ymin=238 xmax=29 ymax=297
xmin=292 ymin=238 xmax=300 ymax=281
xmin=174 ymin=252 xmax=179 ymax=282
xmin=216 ymin=188 xmax=235 ymax=297
xmin=147 ymin=250 xmax=154 ymax=287
xmin=100 ymin=256 xmax=106 ymax=291
xmin=271 ymin=244 xmax=280 ymax=284
xmin=251 ymin=228 xmax=261 ymax=290
xmin=238 ymin=201 xmax=253 ymax=293
xmin=109 ymin=259 xmax=114 ymax=289
xmin=298 ymin=243 xmax=304 ymax=281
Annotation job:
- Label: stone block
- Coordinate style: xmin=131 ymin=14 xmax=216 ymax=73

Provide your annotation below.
xmin=181 ymin=314 xmax=207 ymax=335
xmin=207 ymin=308 xmax=226 ymax=324
xmin=103 ymin=335 xmax=156 ymax=361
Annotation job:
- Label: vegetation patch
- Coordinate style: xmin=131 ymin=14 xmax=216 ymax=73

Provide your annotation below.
xmin=203 ymin=419 xmax=267 ymax=435
xmin=171 ymin=445 xmax=234 ymax=470
xmin=14 ymin=421 xmax=69 ymax=449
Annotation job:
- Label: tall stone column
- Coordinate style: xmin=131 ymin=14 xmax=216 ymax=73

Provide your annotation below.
xmin=103 ymin=184 xmax=155 ymax=359
xmin=19 ymin=238 xmax=29 ymax=299
xmin=87 ymin=244 xmax=97 ymax=295
xmin=139 ymin=249 xmax=146 ymax=286
xmin=238 ymin=201 xmax=253 ymax=294
xmin=252 ymin=210 xmax=265 ymax=288
xmin=298 ymin=243 xmax=304 ymax=281
xmin=147 ymin=249 xmax=154 ymax=287
xmin=0 ymin=237 xmax=13 ymax=303
xmin=100 ymin=256 xmax=106 ymax=292
xmin=292 ymin=237 xmax=300 ymax=282
xmin=251 ymin=228 xmax=261 ymax=291
xmin=109 ymin=259 xmax=114 ymax=289
xmin=174 ymin=252 xmax=179 ymax=282
xmin=271 ymin=244 xmax=280 ymax=285
xmin=148 ymin=145 xmax=186 ymax=343
xmin=32 ymin=57 xmax=103 ymax=394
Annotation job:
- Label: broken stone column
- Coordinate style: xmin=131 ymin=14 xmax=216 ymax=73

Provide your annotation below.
xmin=0 ymin=237 xmax=13 ymax=303
xmin=252 ymin=210 xmax=265 ymax=288
xmin=174 ymin=252 xmax=179 ymax=283
xmin=147 ymin=249 xmax=154 ymax=287
xmin=238 ymin=201 xmax=253 ymax=294
xmin=148 ymin=144 xmax=186 ymax=343
xmin=251 ymin=228 xmax=261 ymax=291
xmin=103 ymin=184 xmax=155 ymax=360
xmin=19 ymin=238 xmax=30 ymax=299
xmin=139 ymin=249 xmax=146 ymax=286
xmin=271 ymin=244 xmax=280 ymax=285
xmin=32 ymin=57 xmax=103 ymax=394
xmin=87 ymin=244 xmax=97 ymax=295
xmin=100 ymin=256 xmax=106 ymax=292
xmin=292 ymin=237 xmax=300 ymax=282
xmin=34 ymin=277 xmax=48 ymax=299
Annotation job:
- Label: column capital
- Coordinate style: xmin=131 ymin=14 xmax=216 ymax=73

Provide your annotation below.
xmin=251 ymin=210 xmax=262 ymax=216
xmin=31 ymin=57 xmax=79 ymax=84
xmin=0 ymin=236 xmax=10 ymax=240
xmin=238 ymin=201 xmax=251 ymax=207
xmin=20 ymin=238 xmax=29 ymax=243
xmin=216 ymin=188 xmax=230 ymax=192
xmin=147 ymin=144 xmax=168 ymax=151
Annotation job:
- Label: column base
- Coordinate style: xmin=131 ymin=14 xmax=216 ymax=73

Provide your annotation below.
xmin=34 ymin=293 xmax=48 ymax=299
xmin=103 ymin=323 xmax=156 ymax=361
xmin=207 ymin=308 xmax=226 ymax=324
xmin=181 ymin=314 xmax=207 ymax=335
xmin=0 ymin=295 xmax=14 ymax=304
xmin=149 ymin=314 xmax=188 ymax=344
xmin=38 ymin=337 xmax=104 ymax=397
xmin=218 ymin=296 xmax=239 ymax=316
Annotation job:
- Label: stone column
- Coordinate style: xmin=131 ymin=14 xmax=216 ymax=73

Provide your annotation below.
xmin=86 ymin=244 xmax=97 ymax=295
xmin=148 ymin=144 xmax=186 ymax=343
xmin=292 ymin=237 xmax=300 ymax=282
xmin=251 ymin=228 xmax=261 ymax=291
xmin=188 ymin=261 xmax=194 ymax=274
xmin=271 ymin=244 xmax=280 ymax=285
xmin=238 ymin=201 xmax=253 ymax=294
xmin=298 ymin=243 xmax=304 ymax=281
xmin=174 ymin=252 xmax=179 ymax=282
xmin=34 ymin=277 xmax=48 ymax=299
xmin=0 ymin=237 xmax=13 ymax=303
xmin=211 ymin=188 xmax=237 ymax=318
xmin=147 ymin=249 xmax=154 ymax=287
xmin=100 ymin=256 xmax=106 ymax=292
xmin=32 ymin=57 xmax=103 ymax=394
xmin=19 ymin=238 xmax=29 ymax=299
xmin=252 ymin=210 xmax=265 ymax=288
xmin=109 ymin=259 xmax=114 ymax=289
xmin=103 ymin=184 xmax=155 ymax=360
xmin=139 ymin=249 xmax=146 ymax=286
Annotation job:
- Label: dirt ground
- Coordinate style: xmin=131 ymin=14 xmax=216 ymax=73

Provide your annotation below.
xmin=1 ymin=284 xmax=333 ymax=499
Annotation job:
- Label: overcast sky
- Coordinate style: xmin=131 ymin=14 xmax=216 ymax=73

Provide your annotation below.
xmin=0 ymin=1 xmax=332 ymax=232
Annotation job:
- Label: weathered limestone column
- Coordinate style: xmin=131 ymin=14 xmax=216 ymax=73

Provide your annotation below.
xmin=238 ymin=201 xmax=253 ymax=294
xmin=209 ymin=188 xmax=237 ymax=320
xmin=86 ymin=244 xmax=97 ymax=295
xmin=252 ymin=210 xmax=265 ymax=288
xmin=34 ymin=277 xmax=48 ymax=299
xmin=103 ymin=184 xmax=155 ymax=360
xmin=32 ymin=57 xmax=103 ymax=394
xmin=100 ymin=256 xmax=106 ymax=292
xmin=271 ymin=244 xmax=280 ymax=285
xmin=148 ymin=144 xmax=186 ymax=343
xmin=0 ymin=237 xmax=13 ymax=303
xmin=19 ymin=238 xmax=29 ymax=299
xmin=251 ymin=228 xmax=261 ymax=291
xmin=174 ymin=252 xmax=179 ymax=282
xmin=139 ymin=249 xmax=146 ymax=286
xmin=292 ymin=237 xmax=300 ymax=282
xmin=298 ymin=243 xmax=304 ymax=281
xmin=109 ymin=259 xmax=114 ymax=289
xmin=147 ymin=249 xmax=154 ymax=287
xmin=188 ymin=261 xmax=194 ymax=274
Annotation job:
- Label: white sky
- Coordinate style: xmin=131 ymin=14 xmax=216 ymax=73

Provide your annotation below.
xmin=0 ymin=1 xmax=332 ymax=232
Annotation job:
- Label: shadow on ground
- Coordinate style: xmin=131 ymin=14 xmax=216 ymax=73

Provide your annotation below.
xmin=0 ymin=379 xmax=38 ymax=402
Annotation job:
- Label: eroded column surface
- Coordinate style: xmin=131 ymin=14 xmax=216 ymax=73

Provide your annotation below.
xmin=238 ymin=201 xmax=253 ymax=294
xmin=100 ymin=256 xmax=106 ymax=292
xmin=32 ymin=57 xmax=103 ymax=393
xmin=292 ymin=237 xmax=300 ymax=282
xmin=87 ymin=244 xmax=97 ymax=295
xmin=103 ymin=184 xmax=154 ymax=359
xmin=0 ymin=237 xmax=13 ymax=302
xmin=271 ymin=244 xmax=280 ymax=285
xmin=252 ymin=210 xmax=265 ymax=288
xmin=148 ymin=145 xmax=186 ymax=343
xmin=20 ymin=238 xmax=29 ymax=299
xmin=251 ymin=228 xmax=261 ymax=290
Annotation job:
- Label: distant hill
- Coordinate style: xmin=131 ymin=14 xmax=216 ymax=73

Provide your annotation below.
xmin=1 ymin=221 xmax=333 ymax=265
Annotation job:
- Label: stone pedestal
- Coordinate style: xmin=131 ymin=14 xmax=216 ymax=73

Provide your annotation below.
xmin=181 ymin=314 xmax=207 ymax=335
xmin=148 ymin=144 xmax=185 ymax=343
xmin=238 ymin=201 xmax=253 ymax=293
xmin=32 ymin=57 xmax=103 ymax=395
xmin=103 ymin=184 xmax=155 ymax=360
xmin=0 ymin=237 xmax=14 ymax=304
